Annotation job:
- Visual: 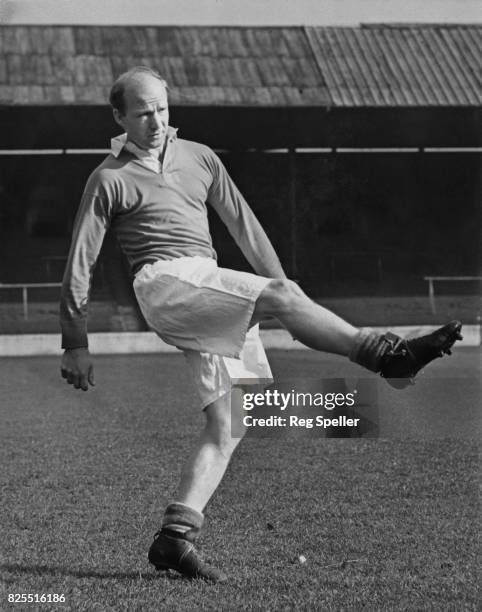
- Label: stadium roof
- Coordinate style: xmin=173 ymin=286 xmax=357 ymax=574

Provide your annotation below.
xmin=0 ymin=24 xmax=480 ymax=106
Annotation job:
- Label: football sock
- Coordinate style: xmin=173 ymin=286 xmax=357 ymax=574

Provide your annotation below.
xmin=161 ymin=502 xmax=204 ymax=542
xmin=349 ymin=329 xmax=389 ymax=373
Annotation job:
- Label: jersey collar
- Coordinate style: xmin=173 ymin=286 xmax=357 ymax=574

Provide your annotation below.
xmin=110 ymin=126 xmax=178 ymax=159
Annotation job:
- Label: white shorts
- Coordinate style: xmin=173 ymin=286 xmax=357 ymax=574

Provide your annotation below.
xmin=133 ymin=256 xmax=274 ymax=407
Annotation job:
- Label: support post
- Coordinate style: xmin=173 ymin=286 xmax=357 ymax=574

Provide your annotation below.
xmin=22 ymin=286 xmax=28 ymax=320
xmin=288 ymin=148 xmax=297 ymax=279
xmin=428 ymin=278 xmax=436 ymax=314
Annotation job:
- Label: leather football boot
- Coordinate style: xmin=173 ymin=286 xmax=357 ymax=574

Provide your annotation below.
xmin=148 ymin=530 xmax=227 ymax=583
xmin=379 ymin=320 xmax=463 ymax=389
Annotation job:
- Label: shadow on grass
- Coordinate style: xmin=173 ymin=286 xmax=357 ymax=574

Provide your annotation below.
xmin=0 ymin=563 xmax=185 ymax=582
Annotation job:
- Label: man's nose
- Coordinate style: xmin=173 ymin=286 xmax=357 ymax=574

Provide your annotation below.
xmin=150 ymin=112 xmax=164 ymax=128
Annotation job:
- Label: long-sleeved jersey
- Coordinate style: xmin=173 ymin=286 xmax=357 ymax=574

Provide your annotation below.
xmin=60 ymin=128 xmax=281 ymax=348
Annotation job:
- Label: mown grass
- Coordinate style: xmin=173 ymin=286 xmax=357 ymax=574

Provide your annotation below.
xmin=0 ymin=351 xmax=479 ymax=611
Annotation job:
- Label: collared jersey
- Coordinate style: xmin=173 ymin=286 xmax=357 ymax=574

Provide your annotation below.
xmin=111 ymin=132 xmax=164 ymax=174
xmin=60 ymin=128 xmax=275 ymax=348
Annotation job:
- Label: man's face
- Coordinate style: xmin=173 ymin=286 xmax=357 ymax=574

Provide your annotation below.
xmin=113 ymin=74 xmax=169 ymax=151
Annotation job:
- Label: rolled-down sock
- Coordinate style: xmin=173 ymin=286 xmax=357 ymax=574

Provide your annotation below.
xmin=349 ymin=329 xmax=390 ymax=373
xmin=161 ymin=502 xmax=204 ymax=541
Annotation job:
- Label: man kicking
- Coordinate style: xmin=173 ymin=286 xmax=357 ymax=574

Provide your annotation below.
xmin=59 ymin=66 xmax=462 ymax=583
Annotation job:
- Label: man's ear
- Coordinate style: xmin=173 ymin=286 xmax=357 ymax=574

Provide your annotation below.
xmin=112 ymin=108 xmax=124 ymax=129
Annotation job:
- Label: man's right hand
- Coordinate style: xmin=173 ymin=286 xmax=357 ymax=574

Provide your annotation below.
xmin=60 ymin=347 xmax=95 ymax=391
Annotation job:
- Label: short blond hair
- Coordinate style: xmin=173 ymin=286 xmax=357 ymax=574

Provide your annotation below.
xmin=109 ymin=66 xmax=168 ymax=115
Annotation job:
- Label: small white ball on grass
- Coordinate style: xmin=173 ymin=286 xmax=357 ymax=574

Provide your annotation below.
xmin=298 ymin=555 xmax=307 ymax=564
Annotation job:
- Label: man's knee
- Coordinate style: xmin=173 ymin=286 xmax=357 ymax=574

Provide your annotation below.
xmin=256 ymin=278 xmax=305 ymax=317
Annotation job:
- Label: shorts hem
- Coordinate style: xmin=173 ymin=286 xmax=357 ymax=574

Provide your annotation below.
xmin=229 ymin=277 xmax=271 ymax=358
xmin=198 ymin=375 xmax=275 ymax=410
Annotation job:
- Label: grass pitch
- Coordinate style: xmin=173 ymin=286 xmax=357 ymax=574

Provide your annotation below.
xmin=0 ymin=350 xmax=479 ymax=611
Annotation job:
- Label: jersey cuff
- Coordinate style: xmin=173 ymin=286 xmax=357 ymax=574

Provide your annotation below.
xmin=61 ymin=318 xmax=88 ymax=349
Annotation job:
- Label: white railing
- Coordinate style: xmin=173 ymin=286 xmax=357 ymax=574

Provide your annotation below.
xmin=423 ymin=276 xmax=482 ymax=314
xmin=0 ymin=283 xmax=62 ymax=320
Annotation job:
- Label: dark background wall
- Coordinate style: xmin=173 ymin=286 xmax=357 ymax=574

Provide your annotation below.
xmin=0 ymin=106 xmax=480 ymax=149
xmin=0 ymin=148 xmax=479 ymax=300
xmin=214 ymin=151 xmax=480 ymax=294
